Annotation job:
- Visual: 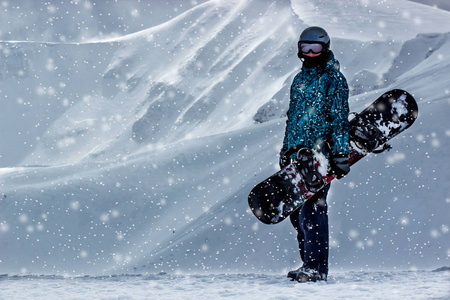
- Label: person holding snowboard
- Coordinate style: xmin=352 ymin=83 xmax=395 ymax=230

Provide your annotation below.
xmin=279 ymin=26 xmax=350 ymax=282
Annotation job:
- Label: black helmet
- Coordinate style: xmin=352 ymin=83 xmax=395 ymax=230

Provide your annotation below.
xmin=299 ymin=26 xmax=330 ymax=51
xmin=297 ymin=26 xmax=330 ymax=59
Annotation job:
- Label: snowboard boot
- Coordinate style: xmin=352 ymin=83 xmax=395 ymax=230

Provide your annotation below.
xmin=287 ymin=267 xmax=327 ymax=282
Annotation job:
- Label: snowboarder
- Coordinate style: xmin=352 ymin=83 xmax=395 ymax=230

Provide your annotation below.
xmin=280 ymin=26 xmax=351 ymax=282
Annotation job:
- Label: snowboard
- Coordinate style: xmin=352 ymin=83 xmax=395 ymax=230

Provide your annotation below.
xmin=248 ymin=89 xmax=418 ymax=225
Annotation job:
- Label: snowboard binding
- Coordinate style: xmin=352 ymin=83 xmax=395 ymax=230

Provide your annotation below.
xmin=349 ymin=112 xmax=391 ymax=154
xmin=281 ymin=145 xmax=325 ymax=193
xmin=295 ymin=148 xmax=325 ymax=193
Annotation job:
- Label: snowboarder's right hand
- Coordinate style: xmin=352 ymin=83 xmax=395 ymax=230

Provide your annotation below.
xmin=279 ymin=148 xmax=289 ymax=169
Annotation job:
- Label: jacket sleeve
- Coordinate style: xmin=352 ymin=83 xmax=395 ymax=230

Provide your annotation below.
xmin=329 ymin=73 xmax=350 ymax=155
xmin=282 ymin=89 xmax=293 ymax=151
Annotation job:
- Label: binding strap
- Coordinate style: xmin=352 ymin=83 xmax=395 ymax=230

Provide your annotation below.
xmin=372 ymin=143 xmax=392 ymax=154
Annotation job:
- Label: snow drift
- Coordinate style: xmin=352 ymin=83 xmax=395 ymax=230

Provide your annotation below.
xmin=0 ymin=0 xmax=449 ymax=276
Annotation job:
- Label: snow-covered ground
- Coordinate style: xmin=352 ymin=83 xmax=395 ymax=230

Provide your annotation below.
xmin=1 ymin=270 xmax=449 ymax=300
xmin=1 ymin=0 xmax=449 ymax=298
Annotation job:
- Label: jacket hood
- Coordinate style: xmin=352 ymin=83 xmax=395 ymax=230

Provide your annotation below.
xmin=324 ymin=51 xmax=340 ymax=72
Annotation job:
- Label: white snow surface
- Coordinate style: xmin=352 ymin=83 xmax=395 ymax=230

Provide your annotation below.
xmin=1 ymin=271 xmax=449 ymax=300
xmin=1 ymin=0 xmax=450 ymax=298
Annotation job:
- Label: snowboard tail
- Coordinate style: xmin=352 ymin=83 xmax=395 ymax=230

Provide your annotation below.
xmin=248 ymin=89 xmax=418 ymax=225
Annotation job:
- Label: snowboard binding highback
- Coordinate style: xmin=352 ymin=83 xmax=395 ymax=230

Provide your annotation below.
xmin=281 ymin=145 xmax=325 ymax=193
xmin=295 ymin=148 xmax=325 ymax=193
xmin=349 ymin=112 xmax=391 ymax=154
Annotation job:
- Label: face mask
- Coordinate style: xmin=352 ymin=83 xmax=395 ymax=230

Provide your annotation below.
xmin=300 ymin=51 xmax=329 ymax=68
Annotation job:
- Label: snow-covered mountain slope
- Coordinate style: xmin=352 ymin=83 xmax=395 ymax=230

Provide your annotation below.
xmin=0 ymin=0 xmax=449 ymax=276
xmin=291 ymin=0 xmax=450 ymax=41
xmin=0 ymin=0 xmax=210 ymax=43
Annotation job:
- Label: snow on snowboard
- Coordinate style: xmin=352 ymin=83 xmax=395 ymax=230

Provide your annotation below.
xmin=248 ymin=89 xmax=418 ymax=225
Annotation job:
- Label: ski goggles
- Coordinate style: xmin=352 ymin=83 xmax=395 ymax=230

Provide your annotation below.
xmin=298 ymin=42 xmax=323 ymax=54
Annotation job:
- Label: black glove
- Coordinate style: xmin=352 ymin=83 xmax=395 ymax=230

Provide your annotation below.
xmin=279 ymin=148 xmax=289 ymax=169
xmin=330 ymin=154 xmax=350 ymax=179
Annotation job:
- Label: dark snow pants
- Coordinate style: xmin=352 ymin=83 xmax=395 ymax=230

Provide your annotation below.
xmin=289 ymin=184 xmax=330 ymax=275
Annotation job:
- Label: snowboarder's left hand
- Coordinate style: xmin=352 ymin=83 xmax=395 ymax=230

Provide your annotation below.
xmin=331 ymin=154 xmax=350 ymax=179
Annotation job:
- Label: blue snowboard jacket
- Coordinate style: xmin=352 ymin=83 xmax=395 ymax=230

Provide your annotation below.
xmin=282 ymin=51 xmax=350 ymax=156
